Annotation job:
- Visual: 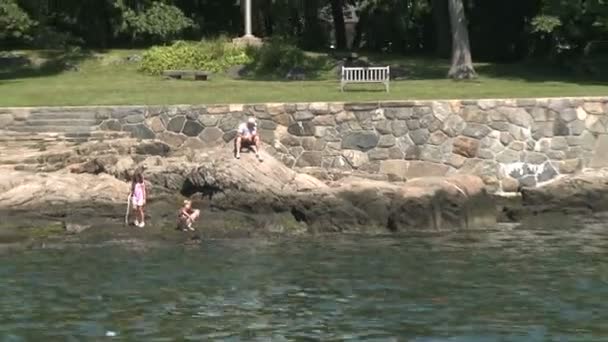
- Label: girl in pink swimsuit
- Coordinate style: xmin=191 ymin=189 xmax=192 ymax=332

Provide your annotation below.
xmin=131 ymin=172 xmax=147 ymax=228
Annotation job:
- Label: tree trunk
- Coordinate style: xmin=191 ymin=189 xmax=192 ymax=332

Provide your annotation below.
xmin=447 ymin=0 xmax=476 ymax=79
xmin=432 ymin=0 xmax=451 ymax=58
xmin=330 ymin=0 xmax=347 ymax=50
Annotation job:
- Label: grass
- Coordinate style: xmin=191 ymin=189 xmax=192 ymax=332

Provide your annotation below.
xmin=0 ymin=49 xmax=607 ymax=107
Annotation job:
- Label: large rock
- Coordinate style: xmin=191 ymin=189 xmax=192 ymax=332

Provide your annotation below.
xmin=521 ymin=168 xmax=608 ymax=213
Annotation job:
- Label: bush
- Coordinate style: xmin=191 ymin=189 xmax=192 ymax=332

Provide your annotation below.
xmin=246 ymin=38 xmax=332 ymax=79
xmin=139 ymin=39 xmax=252 ymax=75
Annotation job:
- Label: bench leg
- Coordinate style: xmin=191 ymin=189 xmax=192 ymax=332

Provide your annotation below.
xmin=340 ymin=81 xmax=345 ymax=92
xmin=195 ymin=75 xmax=207 ymax=81
xmin=385 ymin=81 xmax=390 ymax=93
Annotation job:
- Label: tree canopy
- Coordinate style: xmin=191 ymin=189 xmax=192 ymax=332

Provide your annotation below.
xmin=1 ymin=0 xmax=606 ymax=64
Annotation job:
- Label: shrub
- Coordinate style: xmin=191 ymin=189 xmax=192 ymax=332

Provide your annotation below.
xmin=246 ymin=38 xmax=334 ymax=79
xmin=139 ymin=39 xmax=252 ymax=75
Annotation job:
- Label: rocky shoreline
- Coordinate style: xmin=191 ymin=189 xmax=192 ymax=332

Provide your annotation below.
xmin=1 ymin=137 xmax=607 ymax=249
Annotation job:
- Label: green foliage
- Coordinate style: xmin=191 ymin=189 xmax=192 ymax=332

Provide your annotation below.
xmin=138 ymin=39 xmax=252 ymax=75
xmin=245 ymin=38 xmax=333 ymax=79
xmin=0 ymin=0 xmax=35 ymax=41
xmin=115 ymin=0 xmax=194 ymax=43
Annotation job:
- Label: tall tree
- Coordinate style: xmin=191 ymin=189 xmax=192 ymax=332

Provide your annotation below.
xmin=330 ymin=0 xmax=347 ymax=49
xmin=447 ymin=0 xmax=476 ymax=79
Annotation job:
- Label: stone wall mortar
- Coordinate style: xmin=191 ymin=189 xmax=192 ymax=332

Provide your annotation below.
xmin=2 ymin=96 xmax=608 ymax=192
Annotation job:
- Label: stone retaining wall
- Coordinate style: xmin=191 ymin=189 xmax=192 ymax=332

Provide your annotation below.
xmin=2 ymin=97 xmax=608 ymax=192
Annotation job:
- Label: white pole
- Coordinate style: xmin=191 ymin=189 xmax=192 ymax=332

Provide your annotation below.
xmin=245 ymin=0 xmax=253 ymax=37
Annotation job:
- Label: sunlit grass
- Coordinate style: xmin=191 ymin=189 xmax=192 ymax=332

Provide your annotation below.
xmin=0 ymin=49 xmax=606 ymax=107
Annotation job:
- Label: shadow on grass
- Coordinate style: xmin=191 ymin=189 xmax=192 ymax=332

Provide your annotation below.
xmin=0 ymin=49 xmax=96 ymax=81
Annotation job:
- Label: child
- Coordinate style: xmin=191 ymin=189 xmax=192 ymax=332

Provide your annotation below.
xmin=131 ymin=172 xmax=147 ymax=228
xmin=178 ymin=200 xmax=200 ymax=231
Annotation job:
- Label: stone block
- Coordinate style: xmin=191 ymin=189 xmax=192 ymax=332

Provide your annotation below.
xmin=409 ymin=129 xmax=430 ymax=145
xmin=222 ymin=130 xmax=238 ymax=143
xmin=447 ymin=153 xmax=467 ymax=169
xmin=199 ymin=127 xmax=224 ymax=143
xmin=182 ymin=120 xmax=204 ymax=137
xmin=312 ymin=115 xmax=335 ymax=126
xmin=579 ymin=131 xmax=596 ymax=151
xmin=405 ymin=161 xmax=450 ymax=178
xmin=392 ymin=121 xmax=408 ymax=137
xmin=461 ymin=106 xmax=490 ymax=123
xmin=413 ymin=106 xmax=432 ymax=118
xmin=506 ymin=108 xmax=533 ymax=128
xmin=378 ymin=135 xmax=396 ymax=147
xmin=420 ymin=146 xmax=444 ymax=163
xmin=441 ymin=115 xmax=466 ymax=137
xmin=404 ymin=146 xmax=421 ymax=160
xmin=199 ymin=115 xmax=219 ymax=127
xmin=550 ymin=137 xmax=568 ymax=151
xmin=344 ymin=102 xmax=378 ymax=111
xmin=289 ymin=146 xmax=305 ymax=158
xmin=509 ymin=126 xmax=531 ymax=141
xmin=368 ymin=148 xmax=390 ymax=161
xmin=537 ymin=162 xmax=558 ymax=183
xmin=429 ymin=131 xmax=449 ymax=145
xmin=329 ymin=156 xmax=352 ymax=171
xmin=258 ymin=129 xmax=275 ymax=142
xmin=568 ymin=120 xmax=585 ymax=135
xmin=384 ymin=107 xmax=413 ymax=120
xmin=553 ymin=118 xmax=569 ymax=136
xmin=335 ymin=111 xmax=357 ymax=123
xmin=547 ymin=150 xmax=566 ymax=160
xmin=583 ymin=102 xmax=603 ymax=114
xmin=296 ymin=151 xmax=323 ymax=167
xmin=478 ymin=100 xmax=497 ymax=110
xmin=272 ymin=114 xmax=293 ymax=126
xmin=501 ymin=176 xmax=520 ymax=193
xmin=529 ymin=107 xmax=549 ymax=122
xmin=302 ymin=137 xmax=326 ymax=151
xmin=329 ymin=103 xmax=344 ymax=113
xmin=166 ymin=116 xmax=186 ymax=133
xmin=0 ymin=114 xmax=13 ymax=128
xmin=280 ymin=134 xmax=301 ymax=147
xmin=379 ymin=160 xmax=409 ymax=180
xmin=524 ymin=152 xmax=548 ymax=164
xmin=406 ymin=119 xmax=420 ymax=130
xmin=590 ymin=134 xmax=608 ymax=168
xmin=100 ymin=119 xmax=122 ymax=131
xmin=558 ymin=159 xmax=582 ymax=174
xmin=431 ymin=101 xmax=452 ymax=122
xmin=157 ymin=131 xmax=186 ymax=148
xmin=508 ymin=141 xmax=525 ymax=152
xmin=342 ymin=150 xmax=369 ymax=168
xmin=477 ymin=149 xmax=495 ymax=160
xmin=288 ymin=121 xmax=315 ymax=136
xmin=496 ymin=149 xmax=521 ymax=164
xmin=532 ymin=122 xmax=554 ymax=140
xmin=309 ymin=102 xmax=329 ymax=114
xmin=374 ymin=120 xmax=393 ymax=134
xmin=388 ymin=147 xmax=404 ymax=159
xmin=146 ymin=116 xmax=165 ymax=133
xmin=462 ymin=123 xmax=491 ymax=139
xmin=294 ymin=111 xmax=314 ymax=121
xmin=500 ymin=132 xmax=514 ymax=146
xmin=547 ymin=99 xmax=571 ymax=112
xmin=516 ymin=99 xmax=537 ymax=107
xmin=490 ymin=121 xmax=510 ymax=132
xmin=585 ymin=115 xmax=606 ymax=133
xmin=341 ymin=132 xmax=379 ymax=151
xmin=559 ymin=108 xmax=578 ymax=122
xmin=452 ymin=136 xmax=479 ymax=158
xmin=207 ymin=105 xmax=229 ymax=114
xmin=576 ymin=107 xmax=588 ymax=120
xmin=218 ymin=116 xmax=240 ymax=132
xmin=123 ymin=124 xmax=155 ymax=140
xmin=258 ymin=120 xmax=278 ymax=130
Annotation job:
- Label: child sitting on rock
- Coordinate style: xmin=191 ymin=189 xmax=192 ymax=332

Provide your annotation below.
xmin=178 ymin=200 xmax=200 ymax=231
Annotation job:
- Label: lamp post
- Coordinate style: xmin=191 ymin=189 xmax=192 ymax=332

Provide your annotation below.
xmin=233 ymin=0 xmax=262 ymax=46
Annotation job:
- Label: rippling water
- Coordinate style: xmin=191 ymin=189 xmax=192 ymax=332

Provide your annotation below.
xmin=2 ymin=224 xmax=608 ymax=341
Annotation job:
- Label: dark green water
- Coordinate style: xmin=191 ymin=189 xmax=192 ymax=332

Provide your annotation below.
xmin=2 ymin=225 xmax=608 ymax=341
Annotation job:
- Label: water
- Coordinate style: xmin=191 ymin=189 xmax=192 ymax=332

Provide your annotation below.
xmin=2 ymin=225 xmax=608 ymax=341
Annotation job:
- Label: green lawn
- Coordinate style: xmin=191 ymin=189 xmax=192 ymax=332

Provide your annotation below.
xmin=1 ymin=50 xmax=607 ymax=107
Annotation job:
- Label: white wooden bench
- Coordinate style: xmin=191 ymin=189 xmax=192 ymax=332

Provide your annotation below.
xmin=341 ymin=66 xmax=390 ymax=92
